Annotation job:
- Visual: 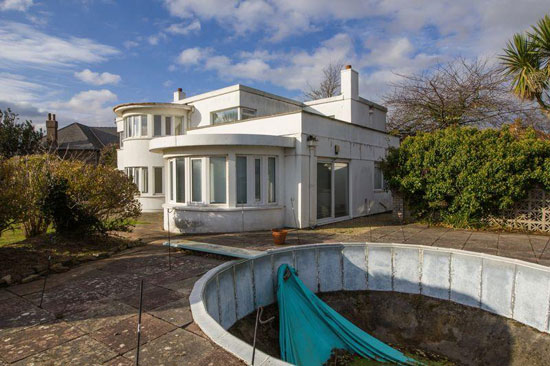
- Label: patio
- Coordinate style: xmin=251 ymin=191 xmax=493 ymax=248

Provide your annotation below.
xmin=1 ymin=213 xmax=549 ymax=365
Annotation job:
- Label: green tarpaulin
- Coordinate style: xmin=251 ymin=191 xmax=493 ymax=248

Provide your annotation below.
xmin=277 ymin=264 xmax=419 ymax=366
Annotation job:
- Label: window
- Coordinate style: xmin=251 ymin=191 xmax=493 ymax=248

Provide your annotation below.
xmin=268 ymin=157 xmax=276 ymax=203
xmin=210 ymin=157 xmax=227 ymax=204
xmin=170 ymin=161 xmax=174 ymax=200
xmin=241 ymin=107 xmax=257 ymax=120
xmin=119 ymin=132 xmax=123 ymax=147
xmin=142 ymin=167 xmax=148 ymax=193
xmin=254 ymin=158 xmax=261 ymax=201
xmin=154 ymin=167 xmax=163 ymax=194
xmin=165 ymin=116 xmax=172 ymax=135
xmin=174 ymin=117 xmax=183 ymax=135
xmin=175 ymin=158 xmax=185 ymax=202
xmin=236 ymin=156 xmax=247 ymax=204
xmin=211 ymin=108 xmax=238 ymax=124
xmin=191 ymin=159 xmax=202 ymax=202
xmin=123 ymin=115 xmax=148 ymax=138
xmin=374 ymin=163 xmax=384 ymax=190
xmin=154 ymin=115 xmax=162 ymax=136
xmin=125 ymin=167 xmax=148 ymax=193
xmin=141 ymin=115 xmax=148 ymax=136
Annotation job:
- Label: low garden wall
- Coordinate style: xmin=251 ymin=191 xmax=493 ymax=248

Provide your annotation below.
xmin=190 ymin=243 xmax=550 ymax=365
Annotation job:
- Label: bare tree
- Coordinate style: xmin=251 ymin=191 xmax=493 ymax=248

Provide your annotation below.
xmin=304 ymin=62 xmax=344 ymax=100
xmin=384 ymin=58 xmax=547 ymax=136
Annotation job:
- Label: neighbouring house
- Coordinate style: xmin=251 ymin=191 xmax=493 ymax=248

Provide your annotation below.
xmin=44 ymin=113 xmax=118 ymax=164
xmin=114 ymin=65 xmax=398 ymax=233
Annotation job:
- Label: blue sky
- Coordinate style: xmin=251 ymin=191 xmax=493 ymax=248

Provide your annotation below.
xmin=0 ymin=0 xmax=548 ymax=128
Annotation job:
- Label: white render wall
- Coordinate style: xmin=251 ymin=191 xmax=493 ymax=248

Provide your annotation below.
xmin=191 ymin=243 xmax=550 ymax=366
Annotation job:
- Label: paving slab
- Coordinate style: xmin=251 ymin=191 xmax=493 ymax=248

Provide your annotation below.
xmin=148 ymin=298 xmax=192 ymax=327
xmin=0 ymin=289 xmax=17 ymax=302
xmin=0 ymin=297 xmax=55 ymax=337
xmin=184 ymin=322 xmax=208 ymax=340
xmin=63 ymin=300 xmax=137 ymax=333
xmin=527 ymin=235 xmax=550 ymax=258
xmin=12 ymin=335 xmax=117 ymax=366
xmin=0 ymin=321 xmax=83 ymax=363
xmin=157 ymin=275 xmax=201 ymax=294
xmin=117 ymin=285 xmax=184 ymax=311
xmin=91 ymin=313 xmax=176 ymax=355
xmin=122 ymin=328 xmax=239 ymax=366
xmin=102 ymin=356 xmax=133 ymax=366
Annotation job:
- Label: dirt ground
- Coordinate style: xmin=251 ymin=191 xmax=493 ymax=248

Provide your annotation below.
xmin=229 ymin=291 xmax=550 ymax=366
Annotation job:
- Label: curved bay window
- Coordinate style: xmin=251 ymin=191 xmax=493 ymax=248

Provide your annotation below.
xmin=168 ymin=155 xmax=277 ymax=207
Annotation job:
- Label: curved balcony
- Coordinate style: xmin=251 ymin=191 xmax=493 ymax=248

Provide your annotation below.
xmin=149 ymin=133 xmax=295 ymax=153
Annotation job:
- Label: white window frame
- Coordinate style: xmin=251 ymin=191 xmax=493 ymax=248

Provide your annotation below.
xmin=374 ymin=162 xmax=385 ymax=191
xmin=125 ymin=166 xmax=148 ymax=194
xmin=267 ymin=156 xmax=277 ymax=204
xmin=153 ymin=166 xmax=163 ymax=195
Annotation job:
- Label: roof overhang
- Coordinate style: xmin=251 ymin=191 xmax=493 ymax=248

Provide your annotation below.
xmin=113 ymin=102 xmax=191 ymax=117
xmin=149 ymin=133 xmax=295 ymax=153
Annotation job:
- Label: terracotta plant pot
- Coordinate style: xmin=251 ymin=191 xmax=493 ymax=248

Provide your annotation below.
xmin=271 ymin=228 xmax=288 ymax=245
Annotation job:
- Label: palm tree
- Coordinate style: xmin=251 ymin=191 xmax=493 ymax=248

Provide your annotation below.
xmin=501 ymin=15 xmax=550 ymax=113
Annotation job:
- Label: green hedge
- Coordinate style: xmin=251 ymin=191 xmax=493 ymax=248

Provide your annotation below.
xmin=381 ymin=126 xmax=550 ymax=228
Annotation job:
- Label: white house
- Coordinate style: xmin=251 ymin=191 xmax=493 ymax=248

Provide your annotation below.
xmin=115 ymin=66 xmax=398 ymax=233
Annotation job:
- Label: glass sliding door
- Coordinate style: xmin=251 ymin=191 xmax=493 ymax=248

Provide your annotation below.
xmin=317 ymin=161 xmax=349 ymax=220
xmin=317 ymin=162 xmax=332 ymax=219
xmin=334 ymin=163 xmax=349 ymax=217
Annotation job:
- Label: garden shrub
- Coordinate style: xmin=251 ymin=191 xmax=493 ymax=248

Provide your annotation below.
xmin=1 ymin=154 xmax=141 ymax=238
xmin=41 ymin=175 xmax=101 ymax=234
xmin=381 ymin=126 xmax=550 ymax=228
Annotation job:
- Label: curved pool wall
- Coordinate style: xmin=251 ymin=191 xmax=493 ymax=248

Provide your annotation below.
xmin=190 ymin=243 xmax=550 ymax=366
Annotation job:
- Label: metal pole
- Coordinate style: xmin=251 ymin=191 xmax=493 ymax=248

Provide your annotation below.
xmin=290 ymin=197 xmax=301 ymax=244
xmin=39 ymin=256 xmax=51 ymax=309
xmin=135 ymin=279 xmax=144 ymax=366
xmin=167 ymin=208 xmax=172 ymax=271
xmin=251 ymin=307 xmax=261 ymax=365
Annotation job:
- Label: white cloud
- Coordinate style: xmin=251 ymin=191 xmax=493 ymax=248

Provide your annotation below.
xmin=175 ymin=33 xmax=356 ymax=92
xmin=0 ymin=22 xmax=119 ymax=68
xmin=177 ymin=47 xmax=210 ymax=65
xmin=0 ymin=72 xmax=44 ymax=104
xmin=51 ymin=89 xmax=118 ymax=125
xmin=0 ymin=0 xmax=33 ymax=11
xmin=166 ymin=20 xmax=201 ymax=35
xmin=74 ymin=69 xmax=121 ymax=85
xmin=123 ymin=40 xmax=139 ymax=49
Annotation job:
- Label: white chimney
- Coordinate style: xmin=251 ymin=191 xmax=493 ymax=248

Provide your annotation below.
xmin=173 ymin=88 xmax=186 ymax=102
xmin=341 ymin=65 xmax=358 ymax=100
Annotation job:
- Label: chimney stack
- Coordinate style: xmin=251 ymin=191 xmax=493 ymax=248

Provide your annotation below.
xmin=173 ymin=88 xmax=186 ymax=102
xmin=341 ymin=65 xmax=358 ymax=100
xmin=46 ymin=112 xmax=58 ymax=144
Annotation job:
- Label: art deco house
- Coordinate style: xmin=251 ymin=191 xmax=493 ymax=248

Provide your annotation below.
xmin=115 ymin=66 xmax=398 ymax=233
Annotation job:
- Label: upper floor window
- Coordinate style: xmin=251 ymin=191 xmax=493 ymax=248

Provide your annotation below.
xmin=153 ymin=115 xmax=162 ymax=136
xmin=124 ymin=115 xmax=148 ymax=138
xmin=212 ymin=108 xmax=238 ymax=124
xmin=211 ymin=107 xmax=256 ymax=125
xmin=241 ymin=107 xmax=257 ymax=120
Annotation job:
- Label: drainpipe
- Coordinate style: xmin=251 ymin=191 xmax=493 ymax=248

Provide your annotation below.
xmin=307 ymin=135 xmax=318 ymax=228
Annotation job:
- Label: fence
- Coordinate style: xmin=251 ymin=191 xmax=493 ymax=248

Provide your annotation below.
xmin=393 ymin=188 xmax=550 ymax=233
